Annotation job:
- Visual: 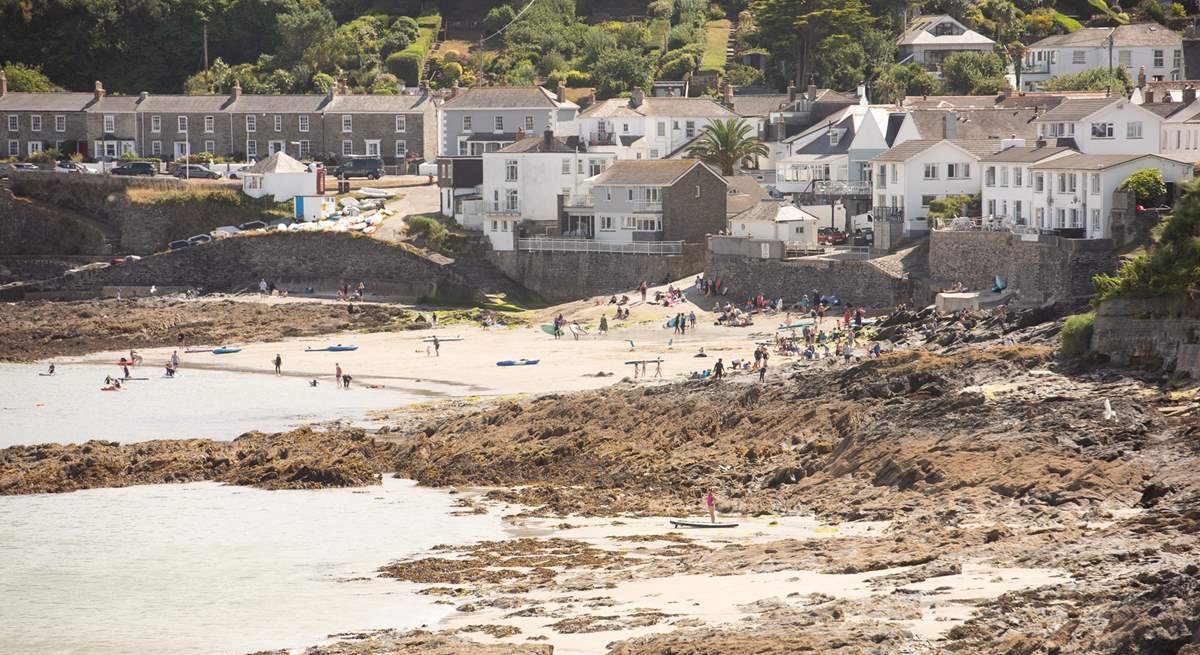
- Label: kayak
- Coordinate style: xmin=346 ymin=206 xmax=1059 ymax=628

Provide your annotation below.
xmin=670 ymin=520 xmax=739 ymax=529
xmin=212 ymin=347 xmax=242 ymax=355
xmin=496 ymin=359 xmax=540 ymax=366
xmin=777 ymin=321 xmax=814 ymax=330
xmin=422 ymin=336 xmax=464 ymax=342
xmin=305 ymin=345 xmax=358 ymax=352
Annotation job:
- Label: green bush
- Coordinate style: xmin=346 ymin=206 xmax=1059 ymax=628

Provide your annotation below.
xmin=1119 ymin=168 xmax=1167 ymax=206
xmin=386 ymin=51 xmax=423 ymax=85
xmin=406 ymin=215 xmax=448 ymax=248
xmin=1093 ymin=178 xmax=1200 ymax=302
xmin=564 ymin=70 xmax=592 ymax=87
xmin=1060 ymin=312 xmax=1095 ymax=358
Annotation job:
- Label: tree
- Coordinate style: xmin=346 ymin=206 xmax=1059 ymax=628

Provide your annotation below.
xmin=1119 ymin=168 xmax=1167 ymax=206
xmin=1041 ymin=66 xmax=1133 ymax=95
xmin=1092 ymin=179 xmax=1200 ymax=301
xmin=751 ymin=0 xmax=874 ymax=88
xmin=941 ymin=51 xmax=1009 ymax=95
xmin=873 ymin=62 xmax=941 ymax=104
xmin=591 ymin=48 xmax=651 ymax=97
xmin=1 ymin=61 xmax=60 ymax=92
xmin=686 ymin=118 xmax=768 ymax=175
xmin=813 ymin=34 xmax=867 ymax=91
xmin=926 ymin=194 xmax=980 ymax=227
xmin=483 ymin=4 xmax=517 ymax=34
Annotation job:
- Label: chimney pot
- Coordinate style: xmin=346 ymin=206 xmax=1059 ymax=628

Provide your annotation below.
xmin=232 ymin=81 xmax=242 ymax=100
xmin=1145 ymin=90 xmax=1155 ymax=103
xmin=807 ymin=84 xmax=817 ymax=101
xmin=94 ymin=81 xmax=105 ymax=102
xmin=787 ymin=83 xmax=797 ymax=103
xmin=630 ymin=87 xmax=645 ymax=108
xmin=1184 ymin=85 xmax=1197 ymax=104
xmin=543 ymin=128 xmax=554 ymax=150
xmin=943 ymin=111 xmax=957 ymax=139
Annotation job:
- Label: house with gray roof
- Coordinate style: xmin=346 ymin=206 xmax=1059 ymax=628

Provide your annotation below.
xmin=871 ymin=138 xmax=1005 ymax=234
xmin=1022 ymin=23 xmax=1183 ymax=91
xmin=438 ymin=84 xmax=579 ymax=157
xmin=576 ymin=88 xmax=737 ymax=161
xmin=1033 ymin=96 xmax=1169 ymax=156
xmin=897 ymin=14 xmax=995 ymax=75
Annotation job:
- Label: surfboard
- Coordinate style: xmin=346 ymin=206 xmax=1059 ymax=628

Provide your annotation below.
xmin=569 ymin=324 xmax=588 ymax=336
xmin=663 ymin=316 xmax=679 ymax=329
xmin=120 ymin=377 xmax=149 ymax=381
xmin=624 ymin=359 xmax=663 ymax=365
xmin=669 ymin=520 xmax=739 ymax=529
xmin=540 ymin=324 xmax=559 ymax=335
xmin=38 ymin=373 xmax=56 ymax=377
xmin=422 ymin=336 xmax=464 ymax=342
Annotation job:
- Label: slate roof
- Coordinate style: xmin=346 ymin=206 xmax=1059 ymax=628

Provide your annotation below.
xmin=0 ymin=92 xmax=95 ymax=111
xmin=591 ymin=159 xmax=719 ymax=185
xmin=980 ymin=145 xmax=1075 ymax=163
xmin=1140 ymin=101 xmax=1189 ymax=118
xmin=495 ymin=134 xmax=580 ymax=153
xmin=441 ymin=86 xmax=562 ymax=109
xmin=872 ymin=139 xmax=1004 ymax=162
xmin=326 ymin=94 xmax=435 ymax=112
xmin=580 ymin=96 xmax=737 ymax=119
xmin=138 ymin=94 xmax=232 ymax=112
xmin=229 ymin=95 xmax=329 ymax=113
xmin=1030 ymin=153 xmax=1173 ymax=170
xmin=789 ymin=114 xmax=856 ymax=156
xmin=729 ymin=94 xmax=790 ymax=117
xmin=1029 ymin=23 xmax=1181 ymax=49
xmin=85 ymin=96 xmax=140 ymax=112
xmin=910 ymin=108 xmax=1040 ymax=140
xmin=1035 ymin=97 xmax=1121 ymax=122
xmin=898 ymin=15 xmax=994 ymax=47
xmin=725 ymin=175 xmax=768 ymax=215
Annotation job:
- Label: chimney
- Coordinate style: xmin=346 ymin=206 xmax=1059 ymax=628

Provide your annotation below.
xmin=943 ymin=111 xmax=957 ymax=139
xmin=232 ymin=80 xmax=242 ymax=101
xmin=0 ymin=69 xmax=6 ymax=97
xmin=1145 ymin=90 xmax=1155 ymax=103
xmin=543 ymin=128 xmax=554 ymax=151
xmin=587 ymin=89 xmax=597 ymax=106
xmin=94 ymin=81 xmax=105 ymax=102
xmin=787 ymin=83 xmax=797 ymax=103
xmin=556 ymin=80 xmax=566 ymax=104
xmin=807 ymin=84 xmax=817 ymax=101
xmin=1137 ymin=65 xmax=1147 ymax=89
xmin=138 ymin=91 xmax=148 ymax=105
xmin=630 ymin=87 xmax=644 ymax=108
xmin=856 ymin=83 xmax=867 ymax=104
xmin=1185 ymin=85 xmax=1198 ymax=105
xmin=723 ymin=82 xmax=733 ymax=107
xmin=450 ymin=80 xmax=459 ymax=99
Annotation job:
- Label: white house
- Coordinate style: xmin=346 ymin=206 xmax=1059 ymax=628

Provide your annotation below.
xmin=479 ymin=132 xmax=615 ymax=250
xmin=896 ymin=14 xmax=995 ymax=74
xmin=241 ymin=152 xmax=318 ymax=201
xmin=870 ymin=139 xmax=1002 ymax=234
xmin=980 ymin=142 xmax=1076 ymax=226
xmin=1034 ymin=96 xmax=1166 ymax=155
xmin=1021 ymin=23 xmax=1183 ymax=91
xmin=1029 ymin=153 xmax=1193 ymax=239
xmin=575 ymin=90 xmax=737 ymax=160
xmin=729 ymin=199 xmax=818 ymax=247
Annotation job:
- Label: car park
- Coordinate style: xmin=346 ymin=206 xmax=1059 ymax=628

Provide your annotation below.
xmin=55 ymin=161 xmax=91 ymax=174
xmin=110 ymin=161 xmax=157 ymax=176
xmin=817 ymin=227 xmax=847 ymax=246
xmin=332 ymin=157 xmax=383 ymax=180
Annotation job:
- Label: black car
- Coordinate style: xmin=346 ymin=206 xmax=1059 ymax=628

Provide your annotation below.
xmin=332 ymin=157 xmax=384 ymax=180
xmin=238 ymin=220 xmax=267 ymax=231
xmin=110 ymin=161 xmax=157 ymax=176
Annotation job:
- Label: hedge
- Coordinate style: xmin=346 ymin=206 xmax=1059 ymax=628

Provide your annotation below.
xmin=700 ymin=19 xmax=731 ymax=73
xmin=388 ymin=13 xmax=441 ymax=83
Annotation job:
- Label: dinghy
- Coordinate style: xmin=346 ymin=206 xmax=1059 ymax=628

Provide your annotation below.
xmin=211 ymin=346 xmax=242 ymax=355
xmin=305 ymin=345 xmax=359 ymax=352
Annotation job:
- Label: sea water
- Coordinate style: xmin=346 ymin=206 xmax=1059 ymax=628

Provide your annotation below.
xmin=0 ymin=364 xmax=423 ymax=447
xmin=0 ymin=478 xmax=503 ymax=655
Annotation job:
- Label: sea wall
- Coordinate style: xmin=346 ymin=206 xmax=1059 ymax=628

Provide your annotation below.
xmin=487 ymin=244 xmax=707 ymax=302
xmin=704 ymin=252 xmax=913 ymax=309
xmin=3 ymin=232 xmax=475 ymax=302
xmin=0 ymin=187 xmax=112 ymax=256
xmin=929 ymin=230 xmax=1118 ymax=304
xmin=1092 ymin=296 xmax=1200 ymax=376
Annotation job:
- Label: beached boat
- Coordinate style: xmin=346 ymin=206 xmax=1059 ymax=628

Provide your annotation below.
xmin=358 ymin=187 xmax=397 ymax=198
xmin=305 ymin=345 xmax=358 ymax=352
xmin=211 ymin=347 xmax=242 ymax=355
xmin=496 ymin=359 xmax=539 ymax=366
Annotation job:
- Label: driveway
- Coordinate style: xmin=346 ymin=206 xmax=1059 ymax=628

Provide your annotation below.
xmin=369 ymin=178 xmax=441 ymax=242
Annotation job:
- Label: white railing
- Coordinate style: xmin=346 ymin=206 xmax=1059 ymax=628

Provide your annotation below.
xmin=518 ymin=238 xmax=683 ymax=254
xmin=563 ymin=194 xmax=594 ymax=208
xmin=629 ymin=200 xmax=663 ymax=212
xmin=813 ymin=180 xmax=872 ymax=195
xmin=485 ymin=206 xmax=521 ymax=215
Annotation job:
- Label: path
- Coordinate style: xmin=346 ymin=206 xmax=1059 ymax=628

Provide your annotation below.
xmin=369 ymin=176 xmax=441 ymax=242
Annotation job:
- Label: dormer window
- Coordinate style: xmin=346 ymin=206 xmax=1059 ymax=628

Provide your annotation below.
xmin=829 ymin=129 xmax=840 ymax=146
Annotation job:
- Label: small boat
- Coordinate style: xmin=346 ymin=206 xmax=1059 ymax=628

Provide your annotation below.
xmin=211 ymin=347 xmax=242 ymax=355
xmin=305 ymin=345 xmax=358 ymax=352
xmin=496 ymin=359 xmax=540 ymax=366
xmin=670 ymin=520 xmax=739 ymax=529
xmin=185 ymin=347 xmax=213 ymax=353
xmin=422 ymin=336 xmax=464 ymax=343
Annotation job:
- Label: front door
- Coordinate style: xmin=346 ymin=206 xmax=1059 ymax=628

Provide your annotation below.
xmin=174 ymin=141 xmax=188 ymax=160
xmin=269 ymin=141 xmax=284 ymax=155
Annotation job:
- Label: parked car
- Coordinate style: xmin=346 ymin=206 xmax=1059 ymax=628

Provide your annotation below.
xmin=110 ymin=161 xmax=157 ymax=176
xmin=55 ymin=161 xmax=91 ymax=174
xmin=173 ymin=164 xmax=222 ymax=179
xmin=168 ymin=239 xmax=192 ymax=250
xmin=332 ymin=157 xmax=384 ymax=180
xmin=817 ymin=227 xmax=847 ymax=246
xmin=186 ymin=234 xmax=213 ymax=246
xmin=238 ymin=220 xmax=267 ymax=231
xmin=211 ymin=226 xmax=241 ymax=238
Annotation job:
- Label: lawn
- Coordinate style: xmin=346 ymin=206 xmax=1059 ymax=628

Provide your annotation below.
xmin=700 ymin=19 xmax=731 ymax=73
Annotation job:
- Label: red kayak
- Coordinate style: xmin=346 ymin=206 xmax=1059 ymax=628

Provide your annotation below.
xmin=100 ymin=386 xmax=121 ymax=391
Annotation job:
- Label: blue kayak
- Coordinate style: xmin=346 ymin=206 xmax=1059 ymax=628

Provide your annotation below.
xmin=497 ymin=359 xmax=539 ymax=366
xmin=212 ymin=347 xmax=242 ymax=354
xmin=306 ymin=345 xmax=359 ymax=352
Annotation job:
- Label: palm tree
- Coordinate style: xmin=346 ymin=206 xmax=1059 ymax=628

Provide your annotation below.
xmin=686 ymin=118 xmax=769 ymax=176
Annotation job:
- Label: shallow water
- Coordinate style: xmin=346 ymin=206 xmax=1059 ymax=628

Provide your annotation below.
xmin=0 ymin=364 xmax=422 ymax=446
xmin=0 ymin=477 xmax=503 ymax=655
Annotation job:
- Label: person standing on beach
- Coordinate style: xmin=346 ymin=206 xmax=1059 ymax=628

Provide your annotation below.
xmin=639 ymin=281 xmax=647 ymax=303
xmin=759 ymin=349 xmax=769 ymax=382
xmin=713 ymin=358 xmax=724 ymax=380
xmin=706 ymin=490 xmax=716 ymax=523
xmin=273 ymin=354 xmax=282 ymax=375
xmin=47 ymin=363 xmax=55 ymax=376
xmin=654 ymin=359 xmax=662 ymax=378
xmin=335 ymin=363 xmax=342 ymax=386
xmin=432 ymin=336 xmax=440 ymax=357
xmin=599 ymin=314 xmax=608 ymax=335
xmin=170 ymin=351 xmax=180 ymax=368
xmin=259 ymin=279 xmax=268 ymax=295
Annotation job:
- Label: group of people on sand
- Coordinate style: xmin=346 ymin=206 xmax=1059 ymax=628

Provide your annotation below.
xmin=715 ymin=304 xmax=753 ymax=327
xmin=605 ymin=294 xmax=631 ymax=306
xmin=654 ymin=285 xmax=686 ymax=306
xmin=671 ymin=311 xmax=697 ymax=335
xmin=694 ymin=274 xmax=723 ymax=297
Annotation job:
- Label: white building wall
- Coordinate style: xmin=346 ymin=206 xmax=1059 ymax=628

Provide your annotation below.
xmin=1023 ymin=44 xmax=1182 ymax=89
xmin=1041 ymin=101 xmax=1163 ymax=156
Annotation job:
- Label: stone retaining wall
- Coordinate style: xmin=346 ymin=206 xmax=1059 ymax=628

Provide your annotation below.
xmin=0 ymin=188 xmax=112 ymax=256
xmin=1092 ymin=296 xmax=1200 ymax=376
xmin=487 ymin=245 xmax=707 ymax=302
xmin=704 ymin=252 xmax=914 ymax=309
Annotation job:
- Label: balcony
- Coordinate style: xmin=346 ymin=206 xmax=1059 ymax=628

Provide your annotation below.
xmin=871 ymin=207 xmax=904 ymax=222
xmin=812 ymin=180 xmax=872 ymax=197
xmin=563 ymin=194 xmax=594 ymax=208
xmin=485 ymin=206 xmax=521 ymax=216
xmin=588 ymin=133 xmax=618 ymax=146
xmin=519 ymin=238 xmax=683 ymax=254
xmin=630 ymin=200 xmax=662 ymax=212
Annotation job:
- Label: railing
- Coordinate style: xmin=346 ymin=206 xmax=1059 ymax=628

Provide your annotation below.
xmin=588 ymin=133 xmax=617 ymax=146
xmin=813 ymin=180 xmax=872 ymax=196
xmin=1022 ymin=62 xmax=1051 ymax=74
xmin=563 ymin=194 xmax=594 ymax=208
xmin=519 ymin=238 xmax=683 ymax=254
xmin=871 ymin=207 xmax=904 ymax=222
xmin=630 ymin=200 xmax=663 ymax=212
xmin=485 ymin=206 xmax=521 ymax=215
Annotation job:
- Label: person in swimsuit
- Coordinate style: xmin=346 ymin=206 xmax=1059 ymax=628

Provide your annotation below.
xmin=706 ymin=490 xmax=716 ymax=523
xmin=47 ymin=363 xmax=55 ymax=376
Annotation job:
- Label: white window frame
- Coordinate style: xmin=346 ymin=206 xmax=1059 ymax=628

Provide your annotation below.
xmin=151 ymin=140 xmax=162 ymax=155
xmin=561 ymin=158 xmax=571 ymax=174
xmin=1154 ymin=50 xmax=1164 ymax=68
xmin=177 ymin=116 xmax=188 ymax=133
xmin=462 ymin=115 xmax=472 ymax=132
xmin=923 ymin=163 xmax=939 ymax=180
xmin=494 ymin=115 xmax=504 ymax=132
xmin=365 ymin=139 xmax=380 ymax=157
xmin=395 ymin=115 xmax=406 ymax=132
xmin=103 ymin=115 xmax=115 ymax=133
xmin=342 ymin=115 xmax=352 ymax=132
xmin=1127 ymin=121 xmax=1143 ymax=139
xmin=273 ymin=114 xmax=282 ymax=132
xmin=297 ymin=140 xmax=310 ymax=158
xmin=30 ymin=115 xmax=41 ymax=132
xmin=1091 ymin=173 xmax=1101 ymax=194
xmin=6 ymin=115 xmax=17 ymax=132
xmin=1072 ymin=50 xmax=1085 ymax=64
xmin=299 ymin=115 xmax=310 ymax=133
xmin=1091 ymin=122 xmax=1113 ymax=139
xmin=685 ymin=120 xmax=695 ymax=138
xmin=505 ymin=159 xmax=518 ymax=182
xmin=395 ymin=140 xmax=407 ymax=158
xmin=150 ymin=115 xmax=161 ymax=133
xmin=505 ymin=189 xmax=519 ymax=211
xmin=204 ymin=115 xmax=214 ymax=134
xmin=341 ymin=140 xmax=353 ymax=156
xmin=246 ymin=139 xmax=258 ymax=158
xmin=204 ymin=140 xmax=215 ymax=154
xmin=246 ymin=115 xmax=256 ymax=133
xmin=524 ymin=115 xmax=534 ymax=131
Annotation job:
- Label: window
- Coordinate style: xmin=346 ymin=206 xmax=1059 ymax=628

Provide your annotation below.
xmin=889 ymin=164 xmax=897 ymax=184
xmin=589 ymin=159 xmax=604 ymax=176
xmin=649 ymin=149 xmax=659 ymax=158
xmin=985 ymin=166 xmax=996 ymax=186
xmin=505 ymin=159 xmax=518 ymax=182
xmin=605 ymin=187 xmax=612 ymax=201
xmin=204 ymin=116 xmax=214 ymax=133
xmin=657 ymin=121 xmax=666 ymax=137
xmin=637 ymin=216 xmax=662 ymax=231
xmin=494 ymin=115 xmax=503 ymax=131
xmin=578 ymin=158 xmax=584 ymax=173
xmin=1035 ymin=207 xmax=1045 ymax=227
xmin=299 ymin=115 xmax=310 ymax=133
xmin=505 ymin=189 xmax=519 ymax=211
xmin=342 ymin=115 xmax=352 ymax=132
xmin=1014 ymin=167 xmax=1023 ymax=187
xmin=245 ymin=176 xmax=261 ymax=191
xmin=947 ymin=163 xmax=969 ymax=179
xmin=297 ymin=140 xmax=309 ymax=158
xmin=462 ymin=115 xmax=472 ymax=132
xmin=395 ymin=140 xmax=407 ymax=158
xmin=921 ymin=194 xmax=937 ymax=207
xmin=6 ymin=115 xmax=16 ymax=132
xmin=1091 ymin=173 xmax=1100 ymax=194
xmin=1001 ymin=200 xmax=1008 ymax=216
xmin=1058 ymin=173 xmax=1067 ymax=193
xmin=622 ymin=122 xmax=629 ymax=133
xmin=1000 ymin=166 xmax=1009 ymax=187
xmin=341 ymin=140 xmax=352 ymax=156
xmin=245 ymin=115 xmax=255 ymax=132
xmin=247 ymin=140 xmax=258 ymax=157
xmin=1014 ymin=201 xmax=1023 ymax=220
xmin=395 ymin=115 xmax=406 ymax=132
xmin=1069 ymin=208 xmax=1079 ymax=227
xmin=1091 ymin=122 xmax=1114 ymax=138
xmin=685 ymin=121 xmax=695 ymax=138
xmin=1068 ymin=173 xmax=1077 ymax=193
xmin=627 ymin=188 xmax=634 ymax=201
xmin=151 ymin=140 xmax=162 ymax=155
xmin=622 ymin=215 xmax=636 ymax=229
xmin=204 ymin=140 xmax=215 ymax=153
xmin=103 ymin=115 xmax=114 ymax=133
xmin=150 ymin=115 xmax=161 ymax=133
xmin=1091 ymin=209 xmax=1101 ymax=233
xmin=923 ymin=163 xmax=939 ymax=180
xmin=1072 ymin=50 xmax=1086 ymax=64
xmin=987 ymin=199 xmax=996 ymax=216
xmin=1119 ymin=50 xmax=1131 ymax=68
xmin=1034 ymin=172 xmax=1044 ymax=192
xmin=1127 ymin=121 xmax=1143 ymax=139
xmin=273 ymin=115 xmax=281 ymax=132
xmin=492 ymin=190 xmax=499 ymax=211
xmin=829 ymin=130 xmax=840 ymax=146
xmin=365 ymin=140 xmax=380 ymax=156
xmin=54 ymin=140 xmax=62 ymax=151
xmin=600 ymin=216 xmax=614 ymax=230
xmin=524 ymin=115 xmax=533 ymax=131
xmin=1174 ymin=49 xmax=1183 ymax=69
xmin=1154 ymin=50 xmax=1164 ymax=68
xmin=178 ymin=116 xmax=188 ymax=132
xmin=1056 ymin=208 xmax=1066 ymax=227
xmin=30 ymin=115 xmax=41 ymax=132
xmin=561 ymin=158 xmax=571 ymax=174
xmin=55 ymin=115 xmax=66 ymax=132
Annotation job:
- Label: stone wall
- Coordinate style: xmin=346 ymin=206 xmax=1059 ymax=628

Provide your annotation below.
xmin=4 ymin=232 xmax=475 ymax=302
xmin=1093 ymin=297 xmax=1200 ymax=376
xmin=928 ymin=230 xmax=1118 ymax=304
xmin=0 ymin=187 xmax=112 ymax=256
xmin=704 ymin=251 xmax=915 ymax=309
xmin=487 ymin=244 xmax=707 ymax=302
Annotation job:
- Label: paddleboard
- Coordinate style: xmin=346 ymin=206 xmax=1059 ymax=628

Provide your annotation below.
xmin=496 ymin=359 xmax=540 ymax=366
xmin=38 ymin=373 xmax=56 ymax=377
xmin=670 ymin=520 xmax=739 ymax=529
xmin=422 ymin=336 xmax=464 ymax=342
xmin=120 ymin=377 xmax=149 ymax=381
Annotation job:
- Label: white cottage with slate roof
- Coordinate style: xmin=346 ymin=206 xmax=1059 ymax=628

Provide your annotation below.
xmin=871 ymin=139 xmax=1003 ymax=234
xmin=1033 ymin=96 xmax=1168 ymax=155
xmin=241 ymin=151 xmax=318 ymax=201
xmin=896 ymin=15 xmax=995 ymax=74
xmin=438 ymin=84 xmax=579 ymax=157
xmin=576 ymin=90 xmax=738 ymax=160
xmin=1021 ymin=23 xmax=1183 ymax=91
